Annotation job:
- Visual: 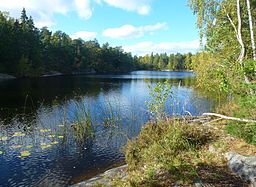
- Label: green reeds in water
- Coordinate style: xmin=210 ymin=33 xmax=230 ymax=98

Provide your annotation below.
xmin=71 ymin=99 xmax=94 ymax=142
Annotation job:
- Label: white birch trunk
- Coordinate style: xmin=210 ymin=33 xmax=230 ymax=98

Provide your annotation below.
xmin=237 ymin=0 xmax=245 ymax=64
xmin=246 ymin=0 xmax=256 ymax=61
xmin=237 ymin=0 xmax=250 ymax=83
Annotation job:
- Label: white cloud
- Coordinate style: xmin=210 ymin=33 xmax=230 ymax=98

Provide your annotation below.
xmin=123 ymin=40 xmax=200 ymax=56
xmin=0 ymin=0 xmax=154 ymax=28
xmin=0 ymin=0 xmax=93 ymax=28
xmin=102 ymin=23 xmax=167 ymax=39
xmin=74 ymin=0 xmax=92 ymax=19
xmin=71 ymin=31 xmax=97 ymax=40
xmin=98 ymin=0 xmax=152 ymax=15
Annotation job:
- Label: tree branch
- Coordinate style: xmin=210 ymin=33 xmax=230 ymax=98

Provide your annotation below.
xmin=202 ymin=113 xmax=256 ymax=123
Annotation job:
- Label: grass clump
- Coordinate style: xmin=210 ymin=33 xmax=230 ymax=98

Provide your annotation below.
xmin=123 ymin=119 xmax=218 ymax=186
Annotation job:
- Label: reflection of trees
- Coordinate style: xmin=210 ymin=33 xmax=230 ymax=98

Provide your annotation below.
xmin=142 ymin=77 xmax=196 ymax=87
xmin=0 ymin=73 xmax=197 ymax=122
xmin=0 ymin=76 xmax=122 ymax=120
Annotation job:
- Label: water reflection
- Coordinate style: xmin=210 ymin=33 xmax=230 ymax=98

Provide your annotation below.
xmin=0 ymin=71 xmax=214 ymax=186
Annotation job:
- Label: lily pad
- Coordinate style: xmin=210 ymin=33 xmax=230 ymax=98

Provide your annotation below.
xmin=13 ymin=132 xmax=25 ymax=137
xmin=41 ymin=144 xmax=52 ymax=150
xmin=11 ymin=145 xmax=22 ymax=149
xmin=48 ymin=134 xmax=55 ymax=138
xmin=51 ymin=141 xmax=59 ymax=145
xmin=40 ymin=129 xmax=51 ymax=133
xmin=0 ymin=136 xmax=8 ymax=141
xmin=58 ymin=136 xmax=64 ymax=139
xmin=26 ymin=145 xmax=33 ymax=149
xmin=20 ymin=150 xmax=30 ymax=157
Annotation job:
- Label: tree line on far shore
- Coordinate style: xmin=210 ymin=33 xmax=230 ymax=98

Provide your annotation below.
xmin=0 ymin=9 xmax=192 ymax=78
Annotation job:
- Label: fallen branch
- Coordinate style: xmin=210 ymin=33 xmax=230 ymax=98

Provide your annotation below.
xmin=202 ymin=117 xmax=223 ymax=125
xmin=202 ymin=113 xmax=256 ymax=123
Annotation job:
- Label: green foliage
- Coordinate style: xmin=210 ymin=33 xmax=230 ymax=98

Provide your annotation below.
xmin=219 ymin=90 xmax=256 ymax=144
xmin=0 ymin=9 xmax=140 ymax=77
xmin=146 ymin=81 xmax=172 ymax=120
xmin=137 ymin=52 xmax=190 ymax=71
xmin=243 ymin=60 xmax=256 ymax=81
xmin=189 ymin=0 xmax=256 ymax=95
xmin=226 ymin=122 xmax=256 ymax=144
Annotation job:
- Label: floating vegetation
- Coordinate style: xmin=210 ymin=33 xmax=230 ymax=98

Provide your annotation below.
xmin=0 ymin=151 xmax=3 ymax=154
xmin=58 ymin=136 xmax=64 ymax=139
xmin=40 ymin=129 xmax=51 ymax=133
xmin=11 ymin=145 xmax=22 ymax=149
xmin=51 ymin=141 xmax=59 ymax=145
xmin=48 ymin=134 xmax=55 ymax=138
xmin=26 ymin=145 xmax=33 ymax=149
xmin=0 ymin=136 xmax=8 ymax=141
xmin=19 ymin=151 xmax=30 ymax=157
xmin=41 ymin=143 xmax=52 ymax=150
xmin=13 ymin=132 xmax=26 ymax=137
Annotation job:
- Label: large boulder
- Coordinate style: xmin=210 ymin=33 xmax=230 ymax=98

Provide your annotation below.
xmin=225 ymin=152 xmax=256 ymax=187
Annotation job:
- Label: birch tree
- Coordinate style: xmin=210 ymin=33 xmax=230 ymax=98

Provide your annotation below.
xmin=189 ymin=0 xmax=253 ymax=83
xmin=246 ymin=0 xmax=256 ymax=61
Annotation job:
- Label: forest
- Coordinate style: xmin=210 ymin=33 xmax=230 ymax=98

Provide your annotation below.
xmin=137 ymin=52 xmax=192 ymax=70
xmin=0 ymin=9 xmax=191 ymax=78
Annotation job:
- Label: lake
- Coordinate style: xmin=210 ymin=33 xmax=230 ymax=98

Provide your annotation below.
xmin=0 ymin=71 xmax=215 ymax=186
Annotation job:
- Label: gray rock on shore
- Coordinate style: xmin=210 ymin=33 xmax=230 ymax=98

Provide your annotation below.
xmin=72 ymin=165 xmax=128 ymax=187
xmin=0 ymin=73 xmax=16 ymax=80
xmin=225 ymin=152 xmax=256 ymax=187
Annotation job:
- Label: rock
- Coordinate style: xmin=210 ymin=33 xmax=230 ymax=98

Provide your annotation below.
xmin=72 ymin=69 xmax=96 ymax=75
xmin=0 ymin=73 xmax=16 ymax=80
xmin=193 ymin=178 xmax=204 ymax=187
xmin=208 ymin=145 xmax=216 ymax=153
xmin=42 ymin=71 xmax=63 ymax=77
xmin=225 ymin=152 xmax=256 ymax=187
xmin=72 ymin=165 xmax=128 ymax=187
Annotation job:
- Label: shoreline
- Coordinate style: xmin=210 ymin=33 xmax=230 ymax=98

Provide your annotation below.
xmin=71 ymin=116 xmax=256 ymax=186
xmin=0 ymin=69 xmax=194 ymax=81
xmin=71 ymin=165 xmax=128 ymax=187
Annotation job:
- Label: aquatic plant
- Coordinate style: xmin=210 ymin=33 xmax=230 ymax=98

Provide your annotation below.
xmin=0 ymin=136 xmax=8 ymax=141
xmin=71 ymin=99 xmax=94 ymax=142
xmin=40 ymin=129 xmax=51 ymax=133
xmin=11 ymin=145 xmax=22 ymax=149
xmin=51 ymin=141 xmax=59 ymax=145
xmin=13 ymin=132 xmax=26 ymax=137
xmin=41 ymin=143 xmax=52 ymax=150
xmin=19 ymin=150 xmax=30 ymax=157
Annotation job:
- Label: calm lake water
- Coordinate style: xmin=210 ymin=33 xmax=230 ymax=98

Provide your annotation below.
xmin=0 ymin=71 xmax=214 ymax=186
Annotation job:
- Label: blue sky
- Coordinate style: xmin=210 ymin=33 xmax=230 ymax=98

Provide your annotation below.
xmin=0 ymin=0 xmax=200 ymax=55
